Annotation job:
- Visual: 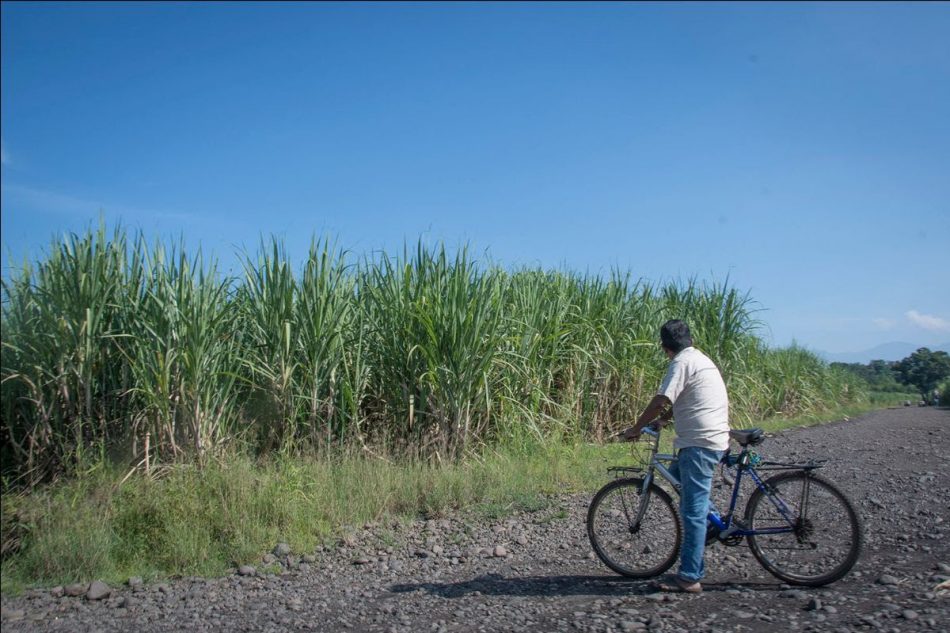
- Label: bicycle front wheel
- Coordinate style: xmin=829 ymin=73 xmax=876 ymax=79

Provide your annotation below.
xmin=745 ymin=471 xmax=863 ymax=586
xmin=587 ymin=478 xmax=682 ymax=578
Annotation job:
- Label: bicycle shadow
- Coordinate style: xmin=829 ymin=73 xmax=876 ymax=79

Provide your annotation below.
xmin=390 ymin=573 xmax=786 ymax=599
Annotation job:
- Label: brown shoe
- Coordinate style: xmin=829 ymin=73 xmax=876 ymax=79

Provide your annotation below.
xmin=655 ymin=574 xmax=702 ymax=594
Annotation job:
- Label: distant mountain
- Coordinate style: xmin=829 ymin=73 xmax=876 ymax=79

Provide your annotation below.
xmin=820 ymin=342 xmax=950 ymax=364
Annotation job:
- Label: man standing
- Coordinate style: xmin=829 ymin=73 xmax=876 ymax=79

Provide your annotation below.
xmin=622 ymin=319 xmax=731 ymax=593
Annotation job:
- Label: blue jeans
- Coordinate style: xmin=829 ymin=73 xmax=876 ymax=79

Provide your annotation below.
xmin=668 ymin=446 xmax=724 ymax=582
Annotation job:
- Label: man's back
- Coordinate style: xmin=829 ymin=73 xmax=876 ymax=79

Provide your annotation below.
xmin=658 ymin=347 xmax=730 ymax=451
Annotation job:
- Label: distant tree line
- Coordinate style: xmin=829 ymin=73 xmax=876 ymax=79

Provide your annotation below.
xmin=832 ymin=347 xmax=950 ymax=402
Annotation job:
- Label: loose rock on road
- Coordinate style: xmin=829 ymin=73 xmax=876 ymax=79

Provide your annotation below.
xmin=2 ymin=407 xmax=948 ymax=632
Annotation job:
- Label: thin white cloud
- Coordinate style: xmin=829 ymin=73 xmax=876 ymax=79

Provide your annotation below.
xmin=872 ymin=318 xmax=896 ymax=330
xmin=3 ymin=183 xmax=95 ymax=215
xmin=2 ymin=183 xmax=194 ymax=221
xmin=905 ymin=310 xmax=950 ymax=332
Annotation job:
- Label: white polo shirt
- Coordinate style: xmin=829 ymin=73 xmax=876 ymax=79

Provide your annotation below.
xmin=657 ymin=347 xmax=730 ymax=451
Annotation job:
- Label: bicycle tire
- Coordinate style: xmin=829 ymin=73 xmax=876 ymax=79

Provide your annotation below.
xmin=745 ymin=471 xmax=863 ymax=586
xmin=587 ymin=477 xmax=682 ymax=578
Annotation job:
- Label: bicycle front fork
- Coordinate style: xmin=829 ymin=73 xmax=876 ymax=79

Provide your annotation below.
xmin=628 ymin=470 xmax=656 ymax=531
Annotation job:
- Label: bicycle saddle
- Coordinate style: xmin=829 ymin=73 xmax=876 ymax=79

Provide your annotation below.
xmin=729 ymin=428 xmax=765 ymax=446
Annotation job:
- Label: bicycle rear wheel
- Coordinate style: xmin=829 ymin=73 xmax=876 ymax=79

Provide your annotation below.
xmin=587 ymin=478 xmax=681 ymax=578
xmin=745 ymin=471 xmax=863 ymax=586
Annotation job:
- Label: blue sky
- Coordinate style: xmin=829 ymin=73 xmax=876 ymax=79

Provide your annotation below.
xmin=2 ymin=2 xmax=949 ymax=356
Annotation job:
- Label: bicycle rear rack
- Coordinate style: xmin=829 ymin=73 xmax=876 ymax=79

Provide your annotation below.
xmin=607 ymin=466 xmax=644 ymax=476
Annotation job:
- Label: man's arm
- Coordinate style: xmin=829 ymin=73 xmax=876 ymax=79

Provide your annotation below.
xmin=620 ymin=394 xmax=672 ymax=441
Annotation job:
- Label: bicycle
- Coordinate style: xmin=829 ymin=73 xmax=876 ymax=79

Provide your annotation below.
xmin=586 ymin=424 xmax=863 ymax=587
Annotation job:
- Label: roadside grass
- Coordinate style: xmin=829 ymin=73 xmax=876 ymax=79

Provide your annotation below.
xmin=867 ymin=391 xmax=925 ymax=407
xmin=1 ymin=402 xmax=881 ymax=594
xmin=0 ymin=441 xmax=622 ymax=594
xmin=751 ymin=401 xmax=888 ymax=435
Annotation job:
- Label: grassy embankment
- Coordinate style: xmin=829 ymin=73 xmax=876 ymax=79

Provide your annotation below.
xmin=2 ymin=225 xmax=874 ymax=592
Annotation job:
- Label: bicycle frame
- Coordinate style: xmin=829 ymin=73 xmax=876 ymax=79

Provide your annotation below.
xmin=619 ymin=427 xmax=812 ymax=540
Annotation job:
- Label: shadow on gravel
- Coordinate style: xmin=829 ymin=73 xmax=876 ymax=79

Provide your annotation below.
xmin=390 ymin=574 xmax=785 ymax=599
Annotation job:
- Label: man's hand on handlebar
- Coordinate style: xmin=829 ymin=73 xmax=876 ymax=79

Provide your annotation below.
xmin=618 ymin=426 xmax=641 ymax=442
xmin=618 ymin=419 xmax=665 ymax=442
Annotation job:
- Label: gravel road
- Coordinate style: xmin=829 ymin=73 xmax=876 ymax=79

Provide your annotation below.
xmin=2 ymin=407 xmax=948 ymax=633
